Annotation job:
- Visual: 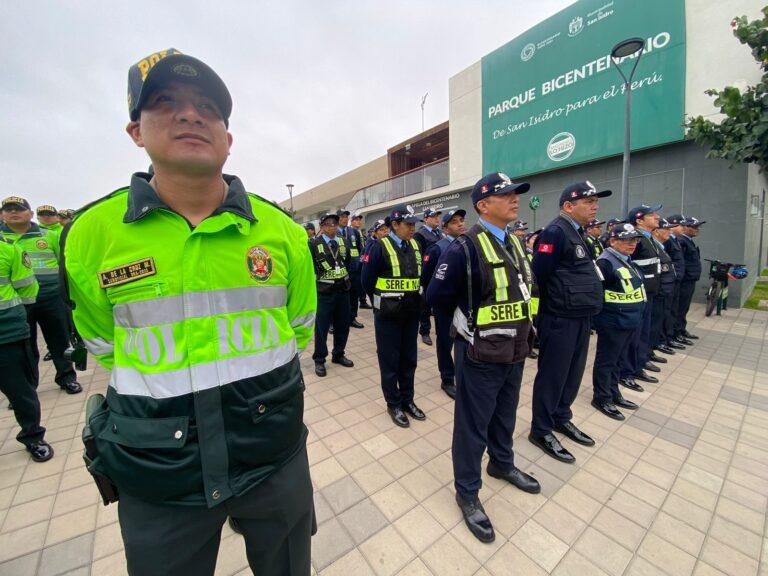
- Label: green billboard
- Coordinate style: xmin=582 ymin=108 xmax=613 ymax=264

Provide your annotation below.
xmin=481 ymin=0 xmax=686 ymax=177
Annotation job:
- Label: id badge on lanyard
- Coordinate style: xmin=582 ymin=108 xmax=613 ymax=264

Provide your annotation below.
xmin=518 ymin=274 xmax=531 ymax=302
xmin=335 ymin=264 xmax=341 ymax=274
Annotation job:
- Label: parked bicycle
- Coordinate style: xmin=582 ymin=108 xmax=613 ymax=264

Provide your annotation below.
xmin=705 ymin=259 xmax=748 ymax=317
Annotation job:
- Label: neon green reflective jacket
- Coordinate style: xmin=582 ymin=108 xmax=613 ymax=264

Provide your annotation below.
xmin=0 ymin=237 xmax=39 ymax=345
xmin=64 ymin=173 xmax=317 ymax=507
xmin=0 ymin=223 xmax=60 ymax=298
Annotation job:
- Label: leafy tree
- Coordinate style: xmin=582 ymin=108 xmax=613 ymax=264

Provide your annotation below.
xmin=685 ymin=7 xmax=768 ymax=169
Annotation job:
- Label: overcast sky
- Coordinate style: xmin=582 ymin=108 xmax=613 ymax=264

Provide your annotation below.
xmin=1 ymin=0 xmax=572 ymax=210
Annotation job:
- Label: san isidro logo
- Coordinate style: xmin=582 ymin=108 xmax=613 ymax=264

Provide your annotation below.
xmin=520 ymin=43 xmax=536 ymax=61
xmin=568 ymin=16 xmax=584 ymax=37
xmin=547 ymin=132 xmax=576 ymax=162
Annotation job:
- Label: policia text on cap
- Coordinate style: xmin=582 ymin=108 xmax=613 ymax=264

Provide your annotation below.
xmin=64 ymin=49 xmax=317 ymax=576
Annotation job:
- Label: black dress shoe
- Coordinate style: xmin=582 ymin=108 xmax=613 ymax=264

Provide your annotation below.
xmin=387 ymin=406 xmax=410 ymax=428
xmin=228 ymin=517 xmax=243 ymax=534
xmin=591 ymin=399 xmax=625 ymax=421
xmin=350 ymin=320 xmax=365 ymax=329
xmin=527 ymin=349 xmax=538 ymax=359
xmin=403 ymin=402 xmax=426 ymax=421
xmin=620 ymin=378 xmax=644 ymax=392
xmin=314 ymin=363 xmax=327 ymax=377
xmin=634 ymin=370 xmax=659 ymax=384
xmin=681 ymin=330 xmax=699 ymax=340
xmin=656 ymin=344 xmax=676 ymax=355
xmin=456 ymin=494 xmax=495 ymax=543
xmin=528 ymin=433 xmax=575 ymax=463
xmin=441 ymin=382 xmax=456 ymax=399
xmin=331 ymin=355 xmax=354 ymax=367
xmin=648 ymin=352 xmax=667 ymax=364
xmin=421 ymin=334 xmax=433 ymax=346
xmin=27 ymin=441 xmax=54 ymax=463
xmin=614 ymin=394 xmax=638 ymax=410
xmin=487 ymin=462 xmax=541 ymax=494
xmin=668 ymin=340 xmax=686 ymax=350
xmin=553 ymin=421 xmax=595 ymax=447
xmin=59 ymin=381 xmax=82 ymax=394
xmin=677 ymin=336 xmax=694 ymax=346
xmin=644 ymin=362 xmax=661 ymax=373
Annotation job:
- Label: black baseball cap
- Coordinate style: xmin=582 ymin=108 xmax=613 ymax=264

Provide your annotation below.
xmin=606 ymin=218 xmax=625 ymax=228
xmin=685 ymin=216 xmax=706 ymax=227
xmin=559 ymin=181 xmax=612 ymax=206
xmin=511 ymin=220 xmax=529 ymax=232
xmin=127 ymin=49 xmax=232 ymax=125
xmin=441 ymin=209 xmax=466 ymax=225
xmin=336 ymin=209 xmax=351 ymax=217
xmin=471 ymin=173 xmax=530 ymax=205
xmin=606 ymin=223 xmax=643 ymax=241
xmin=1 ymin=196 xmax=31 ymax=210
xmin=36 ymin=205 xmax=57 ymax=216
xmin=303 ymin=222 xmax=316 ymax=231
xmin=657 ymin=218 xmax=675 ymax=229
xmin=423 ymin=208 xmax=442 ymax=219
xmin=319 ymin=213 xmax=340 ymax=224
xmin=373 ymin=219 xmax=388 ymax=232
xmin=627 ymin=204 xmax=662 ymax=223
xmin=388 ymin=204 xmax=420 ymax=224
xmin=665 ymin=214 xmax=687 ymax=226
xmin=587 ymin=219 xmax=605 ymax=227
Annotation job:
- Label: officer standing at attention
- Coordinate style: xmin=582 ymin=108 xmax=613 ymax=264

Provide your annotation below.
xmin=303 ymin=222 xmax=316 ymax=239
xmin=0 ymin=237 xmax=53 ymax=462
xmin=530 ymin=181 xmax=610 ymax=463
xmin=414 ymin=208 xmax=442 ymax=345
xmin=649 ymin=219 xmax=676 ymax=363
xmin=64 ymin=49 xmax=317 ymax=576
xmin=0 ymin=197 xmax=81 ymax=394
xmin=591 ymin=224 xmax=646 ymax=421
xmin=427 ymin=173 xmax=540 ymax=544
xmin=350 ymin=214 xmax=372 ymax=309
xmin=37 ymin=205 xmax=63 ymax=233
xmin=362 ymin=204 xmax=426 ymax=427
xmin=310 ymin=213 xmax=354 ymax=377
xmin=661 ymin=215 xmax=687 ymax=352
xmin=584 ymin=219 xmax=605 ymax=259
xmin=338 ymin=210 xmax=365 ymax=328
xmin=673 ymin=215 xmax=704 ymax=342
xmin=421 ymin=209 xmax=467 ymax=399
xmin=363 ymin=219 xmax=388 ymax=256
xmin=509 ymin=220 xmax=528 ymax=239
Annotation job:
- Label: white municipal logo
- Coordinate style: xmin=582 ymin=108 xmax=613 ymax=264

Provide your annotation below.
xmin=568 ymin=16 xmax=584 ymax=37
xmin=520 ymin=43 xmax=536 ymax=61
xmin=547 ymin=132 xmax=576 ymax=162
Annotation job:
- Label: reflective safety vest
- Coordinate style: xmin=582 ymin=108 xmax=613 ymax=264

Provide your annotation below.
xmin=311 ymin=236 xmax=350 ymax=293
xmin=0 ymin=224 xmax=60 ymax=296
xmin=596 ymin=248 xmax=646 ymax=330
xmin=525 ymin=251 xmax=539 ymax=316
xmin=64 ymin=173 xmax=317 ymax=507
xmin=346 ymin=228 xmax=362 ymax=259
xmin=0 ymin=238 xmax=38 ymax=345
xmin=465 ymin=225 xmax=532 ymax=364
xmin=373 ymin=235 xmax=421 ymax=318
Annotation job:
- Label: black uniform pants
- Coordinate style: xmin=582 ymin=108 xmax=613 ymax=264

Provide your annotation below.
xmin=636 ymin=298 xmax=653 ymax=368
xmin=118 ymin=445 xmax=313 ymax=576
xmin=434 ymin=309 xmax=455 ymax=385
xmin=649 ymin=293 xmax=667 ymax=350
xmin=418 ymin=297 xmax=432 ymax=336
xmin=664 ymin=283 xmax=681 ymax=343
xmin=27 ymin=289 xmax=75 ymax=387
xmin=348 ymin=267 xmax=361 ymax=319
xmin=0 ymin=339 xmax=45 ymax=447
xmin=676 ymin=280 xmax=697 ymax=335
xmin=313 ymin=290 xmax=350 ymax=363
xmin=374 ymin=313 xmax=418 ymax=407
xmin=452 ymin=338 xmax=522 ymax=500
xmin=593 ymin=327 xmax=634 ymax=405
xmin=531 ymin=313 xmax=590 ymax=437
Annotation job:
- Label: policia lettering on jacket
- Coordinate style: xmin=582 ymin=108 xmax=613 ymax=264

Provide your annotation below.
xmin=64 ymin=49 xmax=317 ymax=576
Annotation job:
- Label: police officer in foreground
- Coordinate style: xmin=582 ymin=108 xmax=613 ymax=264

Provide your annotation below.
xmin=530 ymin=181 xmax=610 ymax=463
xmin=338 ymin=209 xmax=365 ymax=328
xmin=0 ymin=197 xmax=81 ymax=394
xmin=673 ymin=215 xmax=704 ymax=341
xmin=421 ymin=208 xmax=467 ymax=399
xmin=592 ymin=224 xmax=646 ymax=421
xmin=64 ymin=49 xmax=317 ymax=576
xmin=414 ymin=208 xmax=442 ymax=345
xmin=0 ymin=237 xmax=53 ymax=462
xmin=584 ymin=219 xmax=605 ymax=259
xmin=660 ymin=215 xmax=687 ymax=352
xmin=362 ymin=204 xmax=426 ymax=427
xmin=37 ymin=205 xmax=63 ymax=233
xmin=310 ymin=213 xmax=354 ymax=377
xmin=428 ymin=173 xmax=540 ymax=544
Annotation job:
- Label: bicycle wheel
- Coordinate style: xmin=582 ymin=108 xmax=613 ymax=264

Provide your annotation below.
xmin=705 ymin=282 xmax=719 ymax=317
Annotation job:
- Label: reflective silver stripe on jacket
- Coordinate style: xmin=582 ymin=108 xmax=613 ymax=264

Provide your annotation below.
xmin=83 ymin=336 xmax=115 ymax=356
xmin=113 ymin=285 xmax=288 ymax=328
xmin=0 ymin=297 xmax=22 ymax=310
xmin=109 ymin=339 xmax=298 ymax=399
xmin=0 ymin=276 xmax=9 ymax=286
xmin=34 ymin=268 xmax=59 ymax=276
xmin=633 ymin=257 xmax=660 ymax=266
xmin=11 ymin=275 xmax=36 ymax=289
xmin=290 ymin=312 xmax=316 ymax=330
xmin=20 ymin=297 xmax=35 ymax=304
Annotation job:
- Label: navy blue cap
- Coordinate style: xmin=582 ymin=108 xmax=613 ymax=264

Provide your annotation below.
xmin=685 ymin=216 xmax=706 ymax=227
xmin=606 ymin=223 xmax=643 ymax=241
xmin=320 ymin=212 xmax=340 ymax=224
xmin=373 ymin=219 xmax=387 ymax=231
xmin=388 ymin=204 xmax=420 ymax=224
xmin=627 ymin=204 xmax=662 ymax=223
xmin=441 ymin=209 xmax=466 ymax=225
xmin=511 ymin=220 xmax=529 ymax=232
xmin=472 ymin=173 xmax=530 ymax=205
xmin=657 ymin=218 xmax=675 ymax=229
xmin=666 ymin=214 xmax=686 ymax=226
xmin=423 ymin=208 xmax=442 ymax=219
xmin=303 ymin=222 xmax=316 ymax=230
xmin=606 ymin=218 xmax=625 ymax=228
xmin=336 ymin=208 xmax=351 ymax=217
xmin=559 ymin=181 xmax=612 ymax=206
xmin=587 ymin=219 xmax=605 ymax=228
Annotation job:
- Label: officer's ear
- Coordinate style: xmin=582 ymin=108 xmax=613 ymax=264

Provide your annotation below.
xmin=126 ymin=121 xmax=144 ymax=148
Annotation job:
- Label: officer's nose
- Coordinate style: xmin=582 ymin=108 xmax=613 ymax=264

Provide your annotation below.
xmin=175 ymin=100 xmax=205 ymax=125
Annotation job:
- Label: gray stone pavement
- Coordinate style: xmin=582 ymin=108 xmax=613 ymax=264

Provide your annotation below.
xmin=1 ymin=303 xmax=767 ymax=575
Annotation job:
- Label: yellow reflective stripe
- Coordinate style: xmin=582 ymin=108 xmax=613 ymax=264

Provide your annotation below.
xmin=493 ymin=267 xmax=508 ymax=302
xmin=410 ymin=239 xmax=422 ymax=276
xmin=477 ymin=232 xmax=502 ymax=264
xmin=617 ymin=267 xmax=632 ymax=279
xmin=320 ymin=268 xmax=347 ymax=280
xmin=529 ymin=297 xmax=539 ymax=316
xmin=476 ymin=301 xmax=527 ymax=325
xmin=605 ymin=288 xmax=645 ymax=302
xmin=350 ymin=248 xmax=359 ymax=257
xmin=375 ymin=277 xmax=420 ymax=292
xmin=381 ymin=238 xmax=400 ymax=276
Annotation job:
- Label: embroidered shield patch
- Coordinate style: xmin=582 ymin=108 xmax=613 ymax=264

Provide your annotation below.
xmin=247 ymin=246 xmax=273 ymax=282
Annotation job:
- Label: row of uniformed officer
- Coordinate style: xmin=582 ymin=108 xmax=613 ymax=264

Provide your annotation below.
xmin=361 ymin=205 xmax=427 ymax=428
xmin=427 ymin=173 xmax=540 ymax=543
xmin=671 ymin=215 xmax=704 ymax=340
xmin=414 ymin=208 xmax=442 ymax=346
xmin=309 ymin=212 xmax=355 ymax=377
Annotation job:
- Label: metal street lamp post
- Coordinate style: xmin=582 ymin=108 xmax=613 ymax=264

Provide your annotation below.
xmin=286 ymin=184 xmax=294 ymax=217
xmin=611 ymin=37 xmax=646 ymax=217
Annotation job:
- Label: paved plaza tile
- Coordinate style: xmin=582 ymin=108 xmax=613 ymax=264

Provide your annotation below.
xmin=1 ymin=303 xmax=767 ymax=575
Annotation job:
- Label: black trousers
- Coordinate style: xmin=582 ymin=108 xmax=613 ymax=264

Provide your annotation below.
xmin=593 ymin=326 xmax=634 ymax=405
xmin=676 ymin=280 xmax=697 ymax=335
xmin=531 ymin=313 xmax=590 ymax=437
xmin=27 ymin=289 xmax=75 ymax=386
xmin=453 ymin=338 xmax=522 ymax=500
xmin=418 ymin=297 xmax=432 ymax=336
xmin=434 ymin=309 xmax=455 ymax=385
xmin=374 ymin=313 xmax=418 ymax=407
xmin=664 ymin=283 xmax=681 ymax=343
xmin=0 ymin=339 xmax=45 ymax=447
xmin=649 ymin=293 xmax=667 ymax=350
xmin=348 ymin=268 xmax=361 ymax=320
xmin=118 ymin=445 xmax=313 ymax=576
xmin=313 ymin=290 xmax=350 ymax=363
xmin=636 ymin=298 xmax=653 ymax=368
